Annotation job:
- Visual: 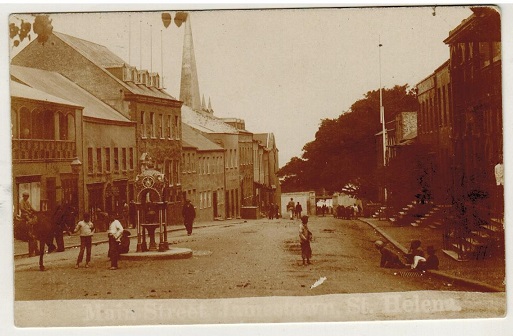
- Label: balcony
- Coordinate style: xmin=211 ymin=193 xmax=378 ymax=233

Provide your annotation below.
xmin=12 ymin=139 xmax=76 ymax=162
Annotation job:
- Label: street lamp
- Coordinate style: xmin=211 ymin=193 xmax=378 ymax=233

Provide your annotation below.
xmin=379 ymin=38 xmax=388 ymax=209
xmin=70 ymin=157 xmax=82 ymax=174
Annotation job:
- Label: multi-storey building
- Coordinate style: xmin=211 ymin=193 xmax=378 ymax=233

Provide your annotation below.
xmin=181 ymin=105 xmax=241 ymax=219
xmin=444 ymin=7 xmax=502 ymax=222
xmin=11 ymin=79 xmax=84 ymax=225
xmin=416 ymin=61 xmax=453 ymax=204
xmin=181 ymin=123 xmax=225 ymax=221
xmin=12 ymin=31 xmax=184 ymax=225
xmin=11 ymin=65 xmax=137 ymax=230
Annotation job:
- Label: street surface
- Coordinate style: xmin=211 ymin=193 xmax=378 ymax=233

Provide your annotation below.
xmin=15 ymin=216 xmax=472 ymax=301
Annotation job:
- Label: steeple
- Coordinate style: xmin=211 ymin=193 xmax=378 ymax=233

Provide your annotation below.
xmin=208 ymin=97 xmax=213 ymax=112
xmin=179 ymin=17 xmax=201 ymax=110
xmin=201 ymin=94 xmax=206 ymax=110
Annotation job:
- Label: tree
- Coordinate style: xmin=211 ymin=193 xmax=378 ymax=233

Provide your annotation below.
xmin=278 ymin=84 xmax=418 ymax=202
xmin=10 ymin=14 xmax=53 ymax=48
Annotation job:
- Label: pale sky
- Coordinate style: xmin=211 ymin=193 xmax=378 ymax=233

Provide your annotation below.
xmin=10 ymin=6 xmax=474 ymax=167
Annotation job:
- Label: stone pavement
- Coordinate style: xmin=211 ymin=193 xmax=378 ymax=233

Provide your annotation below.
xmin=13 ymin=216 xmax=506 ymax=292
xmin=13 ymin=218 xmax=245 ymax=259
xmin=360 ymin=218 xmax=506 ymax=292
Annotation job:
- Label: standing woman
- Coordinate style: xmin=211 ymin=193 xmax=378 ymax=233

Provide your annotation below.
xmin=73 ymin=212 xmax=95 ymax=268
xmin=299 ymin=215 xmax=312 ymax=266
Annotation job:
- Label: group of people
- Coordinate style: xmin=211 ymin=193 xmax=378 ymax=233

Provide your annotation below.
xmin=335 ymin=204 xmax=361 ymax=219
xmin=374 ymin=239 xmax=439 ymax=271
xmin=286 ymin=198 xmax=304 ymax=220
xmin=72 ymin=212 xmax=126 ymax=270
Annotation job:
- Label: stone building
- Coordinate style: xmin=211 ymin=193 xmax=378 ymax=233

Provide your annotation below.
xmin=11 ymin=65 xmax=137 ymax=230
xmin=416 ymin=60 xmax=453 ymax=204
xmin=444 ymin=7 xmax=502 ymax=225
xmin=12 ymin=31 xmax=184 ymax=225
xmin=11 ymin=78 xmax=84 ymax=225
xmin=181 ymin=123 xmax=226 ymax=221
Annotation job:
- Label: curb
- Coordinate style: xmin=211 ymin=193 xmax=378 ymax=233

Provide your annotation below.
xmin=14 ymin=220 xmax=247 ymax=260
xmin=359 ymin=218 xmax=504 ymax=293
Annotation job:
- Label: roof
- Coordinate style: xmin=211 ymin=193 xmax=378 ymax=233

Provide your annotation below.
xmin=10 ymin=80 xmax=81 ymax=108
xmin=182 ymin=123 xmax=224 ymax=152
xmin=54 ymin=32 xmax=177 ymax=101
xmin=55 ymin=32 xmax=125 ymax=68
xmin=11 ymin=65 xmax=131 ymax=123
xmin=181 ymin=105 xmax=239 ymax=134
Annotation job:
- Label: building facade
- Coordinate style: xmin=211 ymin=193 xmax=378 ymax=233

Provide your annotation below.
xmin=416 ymin=61 xmax=453 ymax=204
xmin=181 ymin=123 xmax=226 ymax=221
xmin=12 ymin=31 xmax=184 ymax=225
xmin=444 ymin=7 xmax=502 ymax=223
xmin=11 ymin=80 xmax=84 ymax=227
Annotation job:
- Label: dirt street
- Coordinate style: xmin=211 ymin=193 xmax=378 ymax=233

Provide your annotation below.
xmin=14 ymin=216 xmax=468 ymax=301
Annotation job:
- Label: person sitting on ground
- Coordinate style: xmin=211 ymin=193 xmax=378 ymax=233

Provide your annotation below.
xmin=407 ymin=240 xmax=427 ymax=270
xmin=423 ymin=245 xmax=439 ymax=270
xmin=374 ymin=240 xmax=406 ymax=268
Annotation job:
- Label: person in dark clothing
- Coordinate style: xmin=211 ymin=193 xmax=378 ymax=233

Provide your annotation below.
xmin=375 ymin=240 xmax=406 ymax=268
xmin=268 ymin=203 xmax=275 ymax=219
xmin=295 ymin=202 xmax=303 ymax=219
xmin=423 ymin=245 xmax=439 ymax=270
xmin=182 ymin=199 xmax=196 ymax=236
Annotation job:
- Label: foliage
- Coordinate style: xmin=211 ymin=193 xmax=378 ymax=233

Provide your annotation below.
xmin=10 ymin=14 xmax=53 ymax=48
xmin=278 ymin=84 xmax=418 ymax=201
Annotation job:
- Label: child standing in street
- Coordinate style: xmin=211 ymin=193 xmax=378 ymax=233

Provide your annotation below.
xmin=73 ymin=212 xmax=95 ymax=268
xmin=299 ymin=215 xmax=312 ymax=265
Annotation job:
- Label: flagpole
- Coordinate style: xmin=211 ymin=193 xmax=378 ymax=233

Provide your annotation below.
xmin=379 ymin=36 xmax=387 ymax=205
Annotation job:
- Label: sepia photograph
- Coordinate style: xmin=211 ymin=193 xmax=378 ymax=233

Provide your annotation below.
xmin=2 ymin=2 xmax=511 ymax=335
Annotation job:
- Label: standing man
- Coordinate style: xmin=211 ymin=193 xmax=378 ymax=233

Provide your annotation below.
xmin=295 ymin=202 xmax=303 ymax=219
xmin=19 ymin=191 xmax=40 ymax=256
xmin=182 ymin=199 xmax=196 ymax=236
xmin=268 ymin=203 xmax=275 ymax=220
xmin=108 ymin=215 xmax=124 ymax=270
xmin=287 ymin=198 xmax=295 ymax=220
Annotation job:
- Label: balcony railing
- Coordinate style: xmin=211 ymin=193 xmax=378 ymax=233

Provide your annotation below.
xmin=12 ymin=139 xmax=76 ymax=161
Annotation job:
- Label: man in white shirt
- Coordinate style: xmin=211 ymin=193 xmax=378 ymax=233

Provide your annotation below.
xmin=108 ymin=215 xmax=124 ymax=270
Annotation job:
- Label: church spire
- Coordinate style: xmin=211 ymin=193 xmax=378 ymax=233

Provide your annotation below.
xmin=208 ymin=97 xmax=212 ymax=111
xmin=179 ymin=16 xmax=201 ymax=110
xmin=201 ymin=94 xmax=206 ymax=110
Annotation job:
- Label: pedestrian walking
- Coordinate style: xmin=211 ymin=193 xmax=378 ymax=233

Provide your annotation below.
xmin=182 ymin=199 xmax=196 ymax=235
xmin=295 ymin=202 xmax=303 ymax=219
xmin=268 ymin=203 xmax=275 ymax=219
xmin=73 ymin=212 xmax=95 ymax=268
xmin=287 ymin=198 xmax=295 ymax=220
xmin=108 ymin=215 xmax=124 ymax=270
xmin=299 ymin=215 xmax=312 ymax=265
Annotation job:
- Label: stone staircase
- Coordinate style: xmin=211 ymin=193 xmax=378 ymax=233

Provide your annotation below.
xmin=443 ymin=212 xmax=504 ymax=261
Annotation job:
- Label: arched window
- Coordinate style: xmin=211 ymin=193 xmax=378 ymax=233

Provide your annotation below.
xmin=12 ymin=108 xmax=18 ymax=139
xmin=67 ymin=114 xmax=75 ymax=141
xmin=19 ymin=107 xmax=31 ymax=139
xmin=58 ymin=112 xmax=68 ymax=140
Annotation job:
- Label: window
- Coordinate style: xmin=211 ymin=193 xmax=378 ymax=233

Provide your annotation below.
xmin=174 ymin=116 xmax=179 ymax=139
xmin=105 ymin=147 xmax=111 ymax=172
xmin=175 ymin=160 xmax=180 ymax=184
xmin=114 ymin=147 xmax=119 ymax=172
xmin=207 ymin=157 xmax=210 ymax=174
xmin=166 ymin=160 xmax=172 ymax=185
xmin=141 ymin=111 xmax=147 ymax=138
xmin=159 ymin=114 xmax=164 ymax=138
xmin=122 ymin=148 xmax=127 ymax=171
xmin=18 ymin=181 xmax=41 ymax=212
xmin=129 ymin=148 xmax=134 ymax=170
xmin=479 ymin=42 xmax=490 ymax=68
xmin=87 ymin=148 xmax=93 ymax=174
xmin=150 ymin=112 xmax=155 ymax=138
xmin=96 ymin=148 xmax=102 ymax=173
xmin=59 ymin=113 xmax=68 ymax=140
xmin=167 ymin=115 xmax=172 ymax=139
